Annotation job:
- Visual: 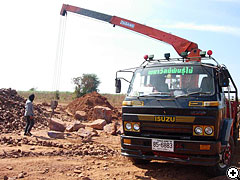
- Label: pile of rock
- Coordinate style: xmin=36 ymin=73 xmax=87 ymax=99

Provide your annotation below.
xmin=86 ymin=119 xmax=120 ymax=135
xmin=0 ymin=88 xmax=50 ymax=133
xmin=66 ymin=91 xmax=121 ymax=121
xmin=0 ymin=136 xmax=118 ymax=159
xmin=45 ymin=92 xmax=122 ymax=137
xmin=49 ymin=117 xmax=121 ymax=138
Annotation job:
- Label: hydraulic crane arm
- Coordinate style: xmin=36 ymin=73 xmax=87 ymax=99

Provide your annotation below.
xmin=60 ymin=4 xmax=201 ymax=59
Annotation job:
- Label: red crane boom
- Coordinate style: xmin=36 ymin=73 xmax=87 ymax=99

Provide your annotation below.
xmin=60 ymin=4 xmax=201 ymax=59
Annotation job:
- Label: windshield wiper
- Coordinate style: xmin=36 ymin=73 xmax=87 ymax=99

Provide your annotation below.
xmin=149 ymin=92 xmax=171 ymax=96
xmin=175 ymin=91 xmax=211 ymax=98
xmin=138 ymin=92 xmax=171 ymax=98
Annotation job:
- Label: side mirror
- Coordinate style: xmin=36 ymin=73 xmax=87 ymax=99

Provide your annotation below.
xmin=219 ymin=69 xmax=229 ymax=87
xmin=115 ymin=78 xmax=121 ymax=93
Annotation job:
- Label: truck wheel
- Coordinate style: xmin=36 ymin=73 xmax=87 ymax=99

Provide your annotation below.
xmin=234 ymin=126 xmax=239 ymax=146
xmin=128 ymin=157 xmax=151 ymax=165
xmin=210 ymin=137 xmax=235 ymax=176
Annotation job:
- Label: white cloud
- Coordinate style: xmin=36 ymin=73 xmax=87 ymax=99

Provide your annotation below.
xmin=159 ymin=22 xmax=240 ymax=37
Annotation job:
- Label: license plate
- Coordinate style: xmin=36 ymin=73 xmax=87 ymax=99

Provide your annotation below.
xmin=152 ymin=139 xmax=174 ymax=152
xmin=154 ymin=116 xmax=176 ymax=123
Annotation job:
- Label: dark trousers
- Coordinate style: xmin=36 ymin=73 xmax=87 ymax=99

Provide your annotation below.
xmin=24 ymin=116 xmax=34 ymax=134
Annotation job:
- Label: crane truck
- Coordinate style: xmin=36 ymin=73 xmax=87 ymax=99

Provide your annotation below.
xmin=60 ymin=4 xmax=239 ymax=176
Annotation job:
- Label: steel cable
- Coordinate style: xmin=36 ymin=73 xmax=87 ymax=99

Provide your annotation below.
xmin=52 ymin=16 xmax=67 ymax=96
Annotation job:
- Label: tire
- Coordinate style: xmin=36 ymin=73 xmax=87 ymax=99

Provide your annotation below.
xmin=234 ymin=126 xmax=239 ymax=146
xmin=209 ymin=137 xmax=235 ymax=176
xmin=128 ymin=157 xmax=151 ymax=165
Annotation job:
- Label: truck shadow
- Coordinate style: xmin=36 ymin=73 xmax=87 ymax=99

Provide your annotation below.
xmin=133 ymin=140 xmax=240 ymax=180
xmin=134 ymin=162 xmax=210 ymax=180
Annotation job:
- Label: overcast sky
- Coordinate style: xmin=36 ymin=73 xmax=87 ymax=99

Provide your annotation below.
xmin=1 ymin=0 xmax=240 ymax=94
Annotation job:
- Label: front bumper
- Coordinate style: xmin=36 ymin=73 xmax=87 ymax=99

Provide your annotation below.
xmin=121 ymin=135 xmax=221 ymax=166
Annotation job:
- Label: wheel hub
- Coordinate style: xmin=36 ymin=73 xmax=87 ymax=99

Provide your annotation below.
xmin=223 ymin=145 xmax=231 ymax=164
xmin=219 ymin=143 xmax=232 ymax=168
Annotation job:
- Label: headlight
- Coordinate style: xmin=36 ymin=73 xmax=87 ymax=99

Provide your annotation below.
xmin=133 ymin=123 xmax=140 ymax=131
xmin=194 ymin=126 xmax=203 ymax=135
xmin=204 ymin=127 xmax=213 ymax=135
xmin=193 ymin=125 xmax=214 ymax=136
xmin=125 ymin=123 xmax=132 ymax=130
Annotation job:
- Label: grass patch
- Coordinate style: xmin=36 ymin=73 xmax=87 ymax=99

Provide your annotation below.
xmin=18 ymin=91 xmax=74 ymax=104
xmin=18 ymin=91 xmax=126 ymax=107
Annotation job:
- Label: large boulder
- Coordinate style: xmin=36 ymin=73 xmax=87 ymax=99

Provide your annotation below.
xmin=49 ymin=118 xmax=66 ymax=132
xmin=74 ymin=111 xmax=87 ymax=121
xmin=66 ymin=121 xmax=85 ymax=132
xmin=77 ymin=127 xmax=98 ymax=138
xmin=77 ymin=128 xmax=92 ymax=138
xmin=104 ymin=122 xmax=117 ymax=135
xmin=89 ymin=119 xmax=107 ymax=130
xmin=93 ymin=106 xmax=112 ymax=123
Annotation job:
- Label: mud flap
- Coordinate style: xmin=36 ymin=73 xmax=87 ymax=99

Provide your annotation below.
xmin=220 ymin=118 xmax=233 ymax=145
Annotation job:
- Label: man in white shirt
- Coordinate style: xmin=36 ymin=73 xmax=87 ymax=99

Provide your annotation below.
xmin=24 ymin=94 xmax=35 ymax=136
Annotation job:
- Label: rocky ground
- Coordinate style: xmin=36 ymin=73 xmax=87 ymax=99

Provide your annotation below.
xmin=0 ymin=89 xmax=239 ymax=180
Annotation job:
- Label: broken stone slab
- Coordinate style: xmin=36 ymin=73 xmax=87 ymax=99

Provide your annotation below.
xmin=30 ymin=146 xmax=35 ymax=150
xmin=93 ymin=106 xmax=112 ymax=123
xmin=117 ymin=126 xmax=123 ymax=135
xmin=77 ymin=128 xmax=92 ymax=138
xmin=48 ymin=131 xmax=65 ymax=139
xmin=18 ymin=172 xmax=24 ymax=179
xmin=77 ymin=127 xmax=98 ymax=140
xmin=74 ymin=169 xmax=82 ymax=174
xmin=86 ymin=127 xmax=98 ymax=137
xmin=65 ymin=108 xmax=74 ymax=116
xmin=66 ymin=121 xmax=85 ymax=132
xmin=104 ymin=122 xmax=117 ymax=135
xmin=89 ymin=119 xmax=107 ymax=130
xmin=40 ymin=168 xmax=49 ymax=174
xmin=49 ymin=118 xmax=66 ymax=132
xmin=6 ymin=166 xmax=13 ymax=170
xmin=74 ymin=111 xmax=87 ymax=121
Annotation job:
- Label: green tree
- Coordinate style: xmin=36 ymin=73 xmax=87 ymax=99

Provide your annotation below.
xmin=72 ymin=74 xmax=100 ymax=98
xmin=29 ymin=87 xmax=37 ymax=91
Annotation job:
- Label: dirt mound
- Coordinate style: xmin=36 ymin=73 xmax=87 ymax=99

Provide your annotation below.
xmin=66 ymin=91 xmax=121 ymax=121
xmin=0 ymin=88 xmax=50 ymax=133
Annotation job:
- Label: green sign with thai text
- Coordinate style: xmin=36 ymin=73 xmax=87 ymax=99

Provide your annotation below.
xmin=148 ymin=66 xmax=193 ymax=75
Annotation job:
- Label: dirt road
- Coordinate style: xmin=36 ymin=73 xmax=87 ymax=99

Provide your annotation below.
xmin=0 ymin=129 xmax=237 ymax=180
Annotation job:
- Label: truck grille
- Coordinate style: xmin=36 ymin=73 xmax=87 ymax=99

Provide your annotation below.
xmin=140 ymin=122 xmax=192 ymax=138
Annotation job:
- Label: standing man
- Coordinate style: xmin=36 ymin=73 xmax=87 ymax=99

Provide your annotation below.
xmin=24 ymin=94 xmax=35 ymax=136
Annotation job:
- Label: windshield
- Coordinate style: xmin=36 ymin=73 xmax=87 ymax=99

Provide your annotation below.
xmin=127 ymin=65 xmax=215 ymax=97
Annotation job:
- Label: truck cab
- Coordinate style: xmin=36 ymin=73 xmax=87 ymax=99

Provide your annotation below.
xmin=116 ymin=56 xmax=239 ymax=175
